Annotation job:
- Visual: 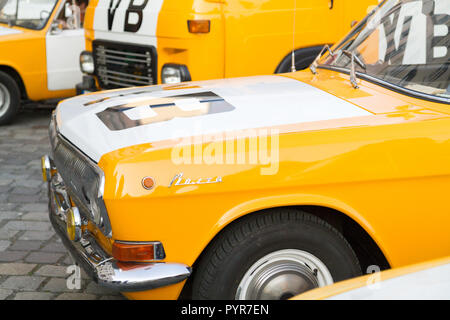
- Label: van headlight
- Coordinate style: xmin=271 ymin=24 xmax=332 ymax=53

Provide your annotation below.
xmin=161 ymin=64 xmax=191 ymax=84
xmin=80 ymin=51 xmax=95 ymax=75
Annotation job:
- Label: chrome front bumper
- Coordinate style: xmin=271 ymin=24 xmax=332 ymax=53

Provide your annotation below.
xmin=46 ymin=163 xmax=191 ymax=292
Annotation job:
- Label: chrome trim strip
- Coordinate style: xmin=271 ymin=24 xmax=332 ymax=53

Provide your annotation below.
xmin=100 ymin=48 xmax=150 ymax=58
xmin=98 ymin=59 xmax=129 ymax=67
xmin=98 ymin=73 xmax=152 ymax=86
xmin=47 ymin=173 xmax=191 ymax=292
xmin=103 ymin=69 xmax=152 ymax=81
xmin=317 ymin=65 xmax=450 ymax=104
xmin=97 ymin=79 xmax=139 ymax=88
xmin=98 ymin=55 xmax=150 ymax=64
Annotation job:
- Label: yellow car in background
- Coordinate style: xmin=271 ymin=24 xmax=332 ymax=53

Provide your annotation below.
xmin=294 ymin=256 xmax=450 ymax=300
xmin=45 ymin=0 xmax=449 ymax=300
xmin=0 ymin=0 xmax=87 ymax=124
xmin=77 ymin=0 xmax=378 ymax=92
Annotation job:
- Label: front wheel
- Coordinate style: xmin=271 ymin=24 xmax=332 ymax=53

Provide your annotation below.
xmin=0 ymin=71 xmax=21 ymax=125
xmin=192 ymin=209 xmax=361 ymax=300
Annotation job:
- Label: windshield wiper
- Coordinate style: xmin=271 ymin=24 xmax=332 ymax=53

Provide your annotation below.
xmin=342 ymin=50 xmax=366 ymax=89
xmin=309 ymin=45 xmax=335 ymax=75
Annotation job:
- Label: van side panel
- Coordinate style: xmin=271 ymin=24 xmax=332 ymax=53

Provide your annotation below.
xmin=223 ymin=0 xmax=341 ymax=78
xmin=223 ymin=0 xmax=378 ymax=78
xmin=156 ymin=0 xmax=225 ymax=82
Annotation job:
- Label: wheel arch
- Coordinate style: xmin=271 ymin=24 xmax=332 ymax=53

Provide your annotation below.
xmin=0 ymin=65 xmax=27 ymax=100
xmin=274 ymin=45 xmax=330 ymax=73
xmin=181 ymin=197 xmax=391 ymax=298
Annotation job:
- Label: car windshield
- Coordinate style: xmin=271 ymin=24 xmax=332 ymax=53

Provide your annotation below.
xmin=0 ymin=0 xmax=58 ymax=30
xmin=319 ymin=0 xmax=449 ymax=102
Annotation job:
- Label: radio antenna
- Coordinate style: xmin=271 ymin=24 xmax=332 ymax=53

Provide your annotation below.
xmin=291 ymin=0 xmax=297 ymax=72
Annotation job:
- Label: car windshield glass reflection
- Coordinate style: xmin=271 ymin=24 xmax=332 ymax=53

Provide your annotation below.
xmin=319 ymin=0 xmax=450 ymax=101
xmin=0 ymin=0 xmax=58 ymax=30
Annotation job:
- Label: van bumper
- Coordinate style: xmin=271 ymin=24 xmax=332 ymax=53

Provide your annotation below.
xmin=75 ymin=75 xmax=98 ymax=95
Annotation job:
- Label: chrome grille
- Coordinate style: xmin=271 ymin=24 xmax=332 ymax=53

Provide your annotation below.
xmin=48 ymin=116 xmax=112 ymax=237
xmin=52 ymin=135 xmax=100 ymax=214
xmin=93 ymin=40 xmax=157 ymax=89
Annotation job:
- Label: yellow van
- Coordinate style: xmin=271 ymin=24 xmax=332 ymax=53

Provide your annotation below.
xmin=77 ymin=0 xmax=378 ymax=92
xmin=0 ymin=0 xmax=89 ymax=124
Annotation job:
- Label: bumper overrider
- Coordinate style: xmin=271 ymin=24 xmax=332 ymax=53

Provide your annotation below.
xmin=75 ymin=75 xmax=98 ymax=95
xmin=42 ymin=154 xmax=191 ymax=292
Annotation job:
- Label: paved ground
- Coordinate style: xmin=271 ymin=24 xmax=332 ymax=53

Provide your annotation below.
xmin=0 ymin=106 xmax=124 ymax=300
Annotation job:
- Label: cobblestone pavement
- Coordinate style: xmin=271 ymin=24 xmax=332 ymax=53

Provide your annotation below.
xmin=0 ymin=107 xmax=124 ymax=300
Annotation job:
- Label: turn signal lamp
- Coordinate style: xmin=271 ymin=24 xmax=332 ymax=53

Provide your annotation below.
xmin=41 ymin=155 xmax=55 ymax=182
xmin=142 ymin=176 xmax=155 ymax=190
xmin=112 ymin=241 xmax=166 ymax=262
xmin=188 ymin=20 xmax=210 ymax=33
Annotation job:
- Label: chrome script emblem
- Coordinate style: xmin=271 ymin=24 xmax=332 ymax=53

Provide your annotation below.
xmin=169 ymin=173 xmax=222 ymax=188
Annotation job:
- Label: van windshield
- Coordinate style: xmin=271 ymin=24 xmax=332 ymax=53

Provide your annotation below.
xmin=0 ymin=0 xmax=58 ymax=30
xmin=319 ymin=0 xmax=450 ymax=102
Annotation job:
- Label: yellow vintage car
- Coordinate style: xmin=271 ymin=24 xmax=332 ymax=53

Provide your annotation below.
xmin=44 ymin=0 xmax=449 ymax=300
xmin=0 ymin=0 xmax=88 ymax=124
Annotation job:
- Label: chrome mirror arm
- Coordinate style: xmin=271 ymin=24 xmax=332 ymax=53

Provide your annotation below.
xmin=309 ymin=45 xmax=335 ymax=75
xmin=342 ymin=50 xmax=366 ymax=89
xmin=346 ymin=51 xmax=358 ymax=89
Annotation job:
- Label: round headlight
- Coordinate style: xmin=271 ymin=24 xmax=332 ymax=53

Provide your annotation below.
xmin=66 ymin=207 xmax=82 ymax=242
xmin=80 ymin=51 xmax=95 ymax=74
xmin=161 ymin=64 xmax=191 ymax=84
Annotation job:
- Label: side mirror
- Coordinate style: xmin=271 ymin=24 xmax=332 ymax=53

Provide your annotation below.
xmin=50 ymin=21 xmax=63 ymax=35
xmin=40 ymin=10 xmax=50 ymax=20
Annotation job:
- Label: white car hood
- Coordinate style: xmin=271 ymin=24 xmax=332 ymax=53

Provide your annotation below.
xmin=56 ymin=75 xmax=371 ymax=162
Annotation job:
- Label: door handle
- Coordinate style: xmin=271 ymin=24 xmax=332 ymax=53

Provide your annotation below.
xmin=329 ymin=0 xmax=334 ymax=9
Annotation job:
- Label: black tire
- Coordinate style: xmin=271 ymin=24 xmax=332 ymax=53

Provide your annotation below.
xmin=192 ymin=208 xmax=361 ymax=300
xmin=275 ymin=46 xmax=325 ymax=73
xmin=0 ymin=71 xmax=21 ymax=125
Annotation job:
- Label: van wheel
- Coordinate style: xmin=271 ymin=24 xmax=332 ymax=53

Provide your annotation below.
xmin=192 ymin=209 xmax=361 ymax=300
xmin=0 ymin=71 xmax=21 ymax=125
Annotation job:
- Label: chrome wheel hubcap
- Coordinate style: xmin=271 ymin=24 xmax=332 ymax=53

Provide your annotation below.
xmin=236 ymin=249 xmax=333 ymax=300
xmin=0 ymin=83 xmax=11 ymax=118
